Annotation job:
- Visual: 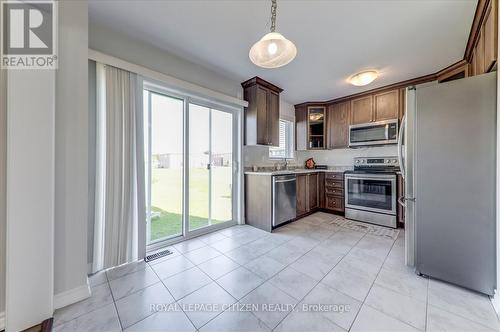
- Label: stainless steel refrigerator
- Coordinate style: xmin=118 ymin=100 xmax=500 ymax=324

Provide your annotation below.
xmin=400 ymin=72 xmax=497 ymax=295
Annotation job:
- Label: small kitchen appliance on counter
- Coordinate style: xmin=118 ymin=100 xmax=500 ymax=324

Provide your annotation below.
xmin=344 ymin=156 xmax=399 ymax=228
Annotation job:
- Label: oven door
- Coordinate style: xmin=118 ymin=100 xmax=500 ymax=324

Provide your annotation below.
xmin=349 ymin=119 xmax=398 ymax=147
xmin=345 ymin=173 xmax=397 ymax=215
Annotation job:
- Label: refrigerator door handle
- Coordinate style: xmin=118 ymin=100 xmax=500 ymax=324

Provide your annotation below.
xmin=398 ymin=114 xmax=406 ymax=179
xmin=398 ymin=195 xmax=406 ymax=208
xmin=398 ymin=195 xmax=416 ymax=208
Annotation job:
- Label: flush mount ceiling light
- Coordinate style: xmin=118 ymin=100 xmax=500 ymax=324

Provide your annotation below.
xmin=249 ymin=0 xmax=297 ymax=69
xmin=349 ymin=70 xmax=379 ymax=86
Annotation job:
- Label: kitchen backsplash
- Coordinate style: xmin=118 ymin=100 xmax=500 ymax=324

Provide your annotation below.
xmin=244 ymin=145 xmax=398 ymax=168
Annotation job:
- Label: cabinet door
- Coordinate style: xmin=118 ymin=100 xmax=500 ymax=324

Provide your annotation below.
xmin=318 ymin=172 xmax=325 ymax=209
xmin=296 ymin=175 xmax=308 ymax=216
xmin=350 ymin=95 xmax=373 ymax=124
xmin=484 ymin=0 xmax=497 ymax=72
xmin=267 ymin=90 xmax=280 ymax=147
xmin=295 ymin=106 xmax=308 ymax=151
xmin=256 ymin=86 xmax=268 ymax=145
xmin=477 ymin=30 xmax=485 ymax=75
xmin=325 ymin=195 xmax=344 ymax=212
xmin=398 ymin=88 xmax=406 ymax=121
xmin=327 ymin=102 xmax=350 ymax=149
xmin=308 ymin=173 xmax=319 ymax=210
xmin=373 ymin=90 xmax=399 ymax=122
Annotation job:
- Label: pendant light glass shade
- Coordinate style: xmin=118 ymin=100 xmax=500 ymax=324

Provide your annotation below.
xmin=249 ymin=32 xmax=297 ymax=68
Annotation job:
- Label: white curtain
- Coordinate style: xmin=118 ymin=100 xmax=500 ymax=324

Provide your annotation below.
xmin=93 ymin=63 xmax=145 ymax=272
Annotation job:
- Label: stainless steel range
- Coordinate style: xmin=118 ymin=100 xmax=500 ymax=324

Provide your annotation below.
xmin=345 ymin=157 xmax=399 ymax=228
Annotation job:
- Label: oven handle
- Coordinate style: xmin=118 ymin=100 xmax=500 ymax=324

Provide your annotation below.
xmin=345 ymin=173 xmax=396 ymax=180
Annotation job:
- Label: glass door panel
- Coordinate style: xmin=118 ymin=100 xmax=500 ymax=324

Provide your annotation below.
xmin=188 ymin=104 xmax=210 ymax=230
xmin=346 ymin=175 xmax=396 ymax=214
xmin=146 ymin=91 xmax=184 ymax=244
xmin=211 ymin=110 xmax=233 ymax=224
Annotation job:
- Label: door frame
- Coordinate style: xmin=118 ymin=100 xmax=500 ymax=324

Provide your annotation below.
xmin=143 ymin=80 xmax=241 ymax=252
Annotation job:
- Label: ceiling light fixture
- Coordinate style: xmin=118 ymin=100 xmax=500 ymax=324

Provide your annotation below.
xmin=349 ymin=70 xmax=379 ymax=86
xmin=249 ymin=0 xmax=297 ymax=69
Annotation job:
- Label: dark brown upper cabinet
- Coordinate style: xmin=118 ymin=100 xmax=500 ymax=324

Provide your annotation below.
xmin=373 ymin=90 xmax=400 ymax=122
xmin=350 ymin=95 xmax=373 ymax=124
xmin=327 ymin=101 xmax=350 ymax=149
xmin=484 ymin=0 xmax=497 ymax=72
xmin=308 ymin=106 xmax=326 ymax=149
xmin=350 ymin=89 xmax=399 ymax=125
xmin=295 ymin=104 xmax=326 ymax=150
xmin=242 ymin=77 xmax=283 ymax=146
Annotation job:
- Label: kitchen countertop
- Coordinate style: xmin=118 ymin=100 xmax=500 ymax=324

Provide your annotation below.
xmin=244 ymin=166 xmax=353 ymax=176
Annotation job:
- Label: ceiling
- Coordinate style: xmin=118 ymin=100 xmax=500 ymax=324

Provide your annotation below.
xmin=88 ymin=0 xmax=477 ymax=104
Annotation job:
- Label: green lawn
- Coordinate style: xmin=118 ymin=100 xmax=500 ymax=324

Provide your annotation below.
xmin=149 ymin=167 xmax=232 ymax=241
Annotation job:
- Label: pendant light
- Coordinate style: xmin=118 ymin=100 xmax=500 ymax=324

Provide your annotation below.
xmin=249 ymin=0 xmax=297 ymax=69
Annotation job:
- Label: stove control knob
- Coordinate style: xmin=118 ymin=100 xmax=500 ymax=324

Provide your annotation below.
xmin=385 ymin=160 xmax=390 ymax=163
xmin=392 ymin=159 xmax=397 ymax=163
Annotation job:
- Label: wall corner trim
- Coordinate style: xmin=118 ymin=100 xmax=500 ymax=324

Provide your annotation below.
xmin=491 ymin=292 xmax=500 ymax=315
xmin=53 ymin=278 xmax=91 ymax=310
xmin=0 ymin=311 xmax=5 ymax=331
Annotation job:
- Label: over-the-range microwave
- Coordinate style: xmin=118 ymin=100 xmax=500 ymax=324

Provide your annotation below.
xmin=349 ymin=119 xmax=399 ymax=147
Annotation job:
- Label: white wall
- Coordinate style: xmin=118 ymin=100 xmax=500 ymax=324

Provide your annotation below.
xmin=89 ymin=22 xmax=242 ymax=99
xmin=6 ymin=69 xmax=55 ymax=332
xmin=54 ymin=0 xmax=90 ymax=306
xmin=0 ymin=58 xmax=6 ymax=323
xmin=495 ymin=0 xmax=500 ymax=313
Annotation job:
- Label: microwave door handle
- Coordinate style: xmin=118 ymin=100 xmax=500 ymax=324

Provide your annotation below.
xmin=397 ymin=114 xmax=406 ymax=179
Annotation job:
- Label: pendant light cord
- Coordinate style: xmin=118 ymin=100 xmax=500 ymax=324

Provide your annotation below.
xmin=270 ymin=0 xmax=277 ymax=32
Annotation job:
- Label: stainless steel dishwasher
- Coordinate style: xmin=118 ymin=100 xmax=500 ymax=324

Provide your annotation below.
xmin=272 ymin=174 xmax=297 ymax=227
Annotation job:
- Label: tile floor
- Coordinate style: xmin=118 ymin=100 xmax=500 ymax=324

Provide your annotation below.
xmin=54 ymin=212 xmax=500 ymax=331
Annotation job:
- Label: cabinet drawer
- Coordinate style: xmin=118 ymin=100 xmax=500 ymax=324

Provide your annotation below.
xmin=325 ymin=195 xmax=344 ymax=211
xmin=325 ymin=186 xmax=343 ymax=196
xmin=325 ymin=172 xmax=343 ymax=180
xmin=325 ymin=178 xmax=343 ymax=189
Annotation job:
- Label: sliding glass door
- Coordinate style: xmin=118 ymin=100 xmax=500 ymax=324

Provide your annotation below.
xmin=145 ymin=90 xmax=184 ymax=243
xmin=144 ymin=87 xmax=238 ymax=247
xmin=189 ymin=103 xmax=233 ymax=231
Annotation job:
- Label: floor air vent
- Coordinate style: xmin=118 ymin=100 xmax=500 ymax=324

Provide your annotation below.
xmin=144 ymin=249 xmax=173 ymax=262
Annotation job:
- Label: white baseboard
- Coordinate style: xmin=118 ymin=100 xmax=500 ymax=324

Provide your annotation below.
xmin=0 ymin=311 xmax=5 ymax=331
xmin=53 ymin=277 xmax=91 ymax=310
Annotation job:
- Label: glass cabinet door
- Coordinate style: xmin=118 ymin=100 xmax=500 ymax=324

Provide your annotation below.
xmin=308 ymin=106 xmax=325 ymax=149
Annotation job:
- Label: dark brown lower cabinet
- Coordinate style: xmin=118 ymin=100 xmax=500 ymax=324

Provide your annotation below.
xmin=324 ymin=172 xmax=345 ymax=213
xmin=308 ymin=173 xmax=319 ymax=210
xmin=318 ymin=172 xmax=325 ymax=209
xmin=296 ymin=174 xmax=308 ymax=216
xmin=296 ymin=172 xmax=344 ymax=217
xmin=325 ymin=195 xmax=343 ymax=211
xmin=296 ymin=172 xmax=319 ymax=217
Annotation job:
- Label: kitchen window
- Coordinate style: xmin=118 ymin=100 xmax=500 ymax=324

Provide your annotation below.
xmin=269 ymin=119 xmax=294 ymax=159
